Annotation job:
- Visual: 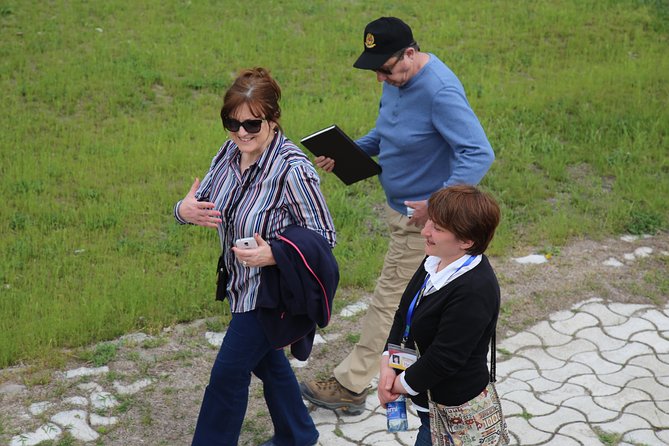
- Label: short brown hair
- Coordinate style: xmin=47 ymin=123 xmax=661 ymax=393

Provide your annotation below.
xmin=220 ymin=67 xmax=282 ymax=128
xmin=427 ymin=185 xmax=501 ymax=255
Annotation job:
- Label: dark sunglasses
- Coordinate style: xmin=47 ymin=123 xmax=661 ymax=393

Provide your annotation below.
xmin=222 ymin=117 xmax=265 ymax=134
xmin=374 ymin=52 xmax=405 ymax=76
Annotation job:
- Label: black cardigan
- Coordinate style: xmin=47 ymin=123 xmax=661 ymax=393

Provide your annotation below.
xmin=386 ymin=255 xmax=500 ymax=408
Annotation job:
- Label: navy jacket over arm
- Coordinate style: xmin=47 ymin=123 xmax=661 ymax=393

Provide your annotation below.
xmin=257 ymin=225 xmax=339 ymax=361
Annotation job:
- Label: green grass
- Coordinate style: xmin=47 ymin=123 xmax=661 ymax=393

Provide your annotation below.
xmin=1 ymin=0 xmax=668 ymax=367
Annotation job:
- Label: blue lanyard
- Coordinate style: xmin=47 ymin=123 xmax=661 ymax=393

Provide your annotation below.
xmin=402 ymin=255 xmax=476 ymax=343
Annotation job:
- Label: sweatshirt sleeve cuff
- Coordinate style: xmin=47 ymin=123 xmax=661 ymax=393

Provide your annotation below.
xmin=400 ymin=372 xmax=419 ymax=396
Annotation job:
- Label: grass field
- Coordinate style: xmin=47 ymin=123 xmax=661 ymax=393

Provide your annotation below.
xmin=1 ymin=0 xmax=667 ymax=368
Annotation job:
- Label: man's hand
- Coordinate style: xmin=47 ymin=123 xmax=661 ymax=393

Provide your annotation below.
xmin=177 ymin=178 xmax=222 ymax=228
xmin=314 ymin=156 xmax=335 ymax=173
xmin=404 ymin=199 xmax=428 ymax=227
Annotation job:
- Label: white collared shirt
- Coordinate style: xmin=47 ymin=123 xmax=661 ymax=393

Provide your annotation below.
xmin=398 ymin=254 xmax=482 ymax=409
xmin=423 ymin=254 xmax=482 ymax=293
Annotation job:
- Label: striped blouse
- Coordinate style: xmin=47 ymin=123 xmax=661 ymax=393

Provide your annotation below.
xmin=174 ymin=131 xmax=336 ymax=313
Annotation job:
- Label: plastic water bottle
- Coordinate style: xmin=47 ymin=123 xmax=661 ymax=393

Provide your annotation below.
xmin=386 ymin=395 xmax=408 ymax=432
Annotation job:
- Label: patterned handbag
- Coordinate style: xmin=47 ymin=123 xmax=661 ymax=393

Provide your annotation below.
xmin=428 ymin=381 xmax=509 ymax=446
xmin=427 ymin=334 xmax=509 ymax=446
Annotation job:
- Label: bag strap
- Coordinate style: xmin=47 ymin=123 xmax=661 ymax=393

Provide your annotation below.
xmin=490 ymin=331 xmax=497 ymax=383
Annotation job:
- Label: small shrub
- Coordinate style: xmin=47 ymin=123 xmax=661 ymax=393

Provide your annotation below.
xmin=626 ymin=210 xmax=664 ymax=235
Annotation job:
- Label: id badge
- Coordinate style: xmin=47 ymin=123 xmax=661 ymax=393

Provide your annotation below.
xmin=388 ymin=343 xmax=417 ymax=371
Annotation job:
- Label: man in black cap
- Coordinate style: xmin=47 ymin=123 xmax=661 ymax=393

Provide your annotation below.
xmin=301 ymin=16 xmax=494 ymax=415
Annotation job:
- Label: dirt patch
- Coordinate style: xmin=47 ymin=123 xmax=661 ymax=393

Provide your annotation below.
xmin=1 ymin=232 xmax=667 ymax=446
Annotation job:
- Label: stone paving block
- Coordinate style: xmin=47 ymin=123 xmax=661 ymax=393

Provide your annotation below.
xmin=529 ymin=406 xmax=586 ymax=433
xmin=509 ymin=367 xmax=541 ymax=383
xmin=541 ymin=361 xmax=593 ymax=382
xmin=604 ymin=317 xmax=656 ymax=340
xmin=550 ymin=312 xmax=599 ymax=335
xmin=567 ymin=373 xmax=620 ymax=396
xmin=515 ymin=347 xmax=566 ymax=370
xmin=51 ymin=410 xmax=99 ymax=442
xmin=536 ymin=382 xmax=588 ymax=405
xmin=29 ymin=401 xmax=52 ymax=415
xmin=597 ymin=363 xmax=653 ymax=387
xmin=338 ymin=413 xmax=387 ymax=442
xmin=545 ymin=339 xmax=597 ymax=361
xmin=310 ymin=407 xmax=341 ymax=425
xmin=561 ymin=395 xmax=619 ymax=422
xmin=570 ymin=351 xmax=623 ymax=375
xmin=608 ymin=302 xmax=653 ymax=317
xmin=539 ymin=434 xmax=582 ymax=445
xmin=526 ymin=321 xmax=572 ymax=346
xmin=505 ymin=416 xmax=552 ymax=445
xmin=594 ymin=412 xmax=653 ymax=434
xmin=315 ymin=427 xmax=358 ymax=446
xmin=626 ymin=376 xmax=669 ymax=401
xmin=626 ymin=401 xmax=669 ymax=428
xmin=498 ymin=331 xmax=542 ymax=353
xmin=659 ymin=375 xmax=669 ymax=388
xmin=9 ymin=423 xmax=62 ymax=446
xmin=0 ymin=382 xmax=26 ymax=396
xmin=659 ymin=353 xmax=669 ymax=366
xmin=89 ymin=413 xmax=118 ymax=426
xmin=63 ymin=396 xmax=88 ymax=406
xmin=659 ymin=400 xmax=669 ymax=414
xmin=631 ymin=330 xmax=669 ymax=354
xmin=603 ymin=257 xmax=624 ymax=267
xmin=501 ymin=399 xmax=524 ymax=417
xmin=113 ymin=378 xmax=154 ymax=395
xmin=657 ymin=428 xmax=669 ymax=445
xmin=365 ymin=430 xmax=411 ymax=446
xmin=554 ymin=422 xmax=604 ymax=445
xmin=503 ymin=389 xmax=556 ymax=416
xmin=395 ymin=428 xmax=418 ymax=445
xmin=594 ymin=387 xmax=652 ymax=412
xmin=90 ymin=391 xmax=119 ymax=410
xmin=577 ymin=301 xmax=628 ymax=326
xmin=495 ymin=357 xmax=537 ymax=378
xmin=603 ymin=341 xmax=654 ymax=365
xmin=340 ymin=301 xmax=369 ymax=317
xmin=364 ymin=395 xmax=381 ymax=412
xmin=549 ymin=309 xmax=576 ymax=322
xmin=573 ymin=326 xmax=626 ymax=351
xmin=624 ymin=428 xmax=666 ymax=446
xmin=571 ymin=297 xmax=603 ymax=309
xmin=63 ymin=366 xmax=109 ymax=379
xmin=639 ymin=308 xmax=669 ymax=327
xmin=525 ymin=375 xmax=565 ymax=393
xmin=496 ymin=376 xmax=533 ymax=396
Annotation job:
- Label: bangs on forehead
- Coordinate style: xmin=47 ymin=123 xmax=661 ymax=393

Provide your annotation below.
xmin=231 ymin=100 xmax=266 ymax=120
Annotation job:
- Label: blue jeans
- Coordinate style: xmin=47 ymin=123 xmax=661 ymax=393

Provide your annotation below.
xmin=415 ymin=410 xmax=432 ymax=446
xmin=191 ymin=311 xmax=318 ymax=446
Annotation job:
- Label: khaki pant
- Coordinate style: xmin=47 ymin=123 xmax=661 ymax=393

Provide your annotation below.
xmin=334 ymin=205 xmax=426 ymax=393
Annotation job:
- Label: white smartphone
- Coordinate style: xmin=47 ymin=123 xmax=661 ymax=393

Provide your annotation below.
xmin=235 ymin=237 xmax=258 ymax=249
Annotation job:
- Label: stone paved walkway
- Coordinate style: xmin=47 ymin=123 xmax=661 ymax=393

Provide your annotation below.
xmin=6 ymin=298 xmax=668 ymax=445
xmin=5 ymin=233 xmax=669 ymax=446
xmin=304 ymin=298 xmax=669 ymax=446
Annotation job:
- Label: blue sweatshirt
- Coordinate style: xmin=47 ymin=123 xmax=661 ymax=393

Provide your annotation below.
xmin=356 ymin=54 xmax=494 ymax=214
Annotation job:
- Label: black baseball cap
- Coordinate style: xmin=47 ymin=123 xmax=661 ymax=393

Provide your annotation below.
xmin=353 ymin=17 xmax=414 ymax=70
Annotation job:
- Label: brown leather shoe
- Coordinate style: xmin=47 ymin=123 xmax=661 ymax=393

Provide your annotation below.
xmin=299 ymin=377 xmax=367 ymax=415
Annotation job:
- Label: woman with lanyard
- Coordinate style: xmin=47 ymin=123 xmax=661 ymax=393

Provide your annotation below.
xmin=174 ymin=67 xmax=335 ymax=446
xmin=378 ymin=185 xmax=508 ymax=446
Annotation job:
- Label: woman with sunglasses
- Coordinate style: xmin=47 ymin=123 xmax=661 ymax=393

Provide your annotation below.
xmin=174 ymin=67 xmax=336 ymax=446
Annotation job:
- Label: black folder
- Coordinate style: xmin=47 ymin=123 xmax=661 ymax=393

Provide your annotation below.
xmin=300 ymin=125 xmax=381 ymax=185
